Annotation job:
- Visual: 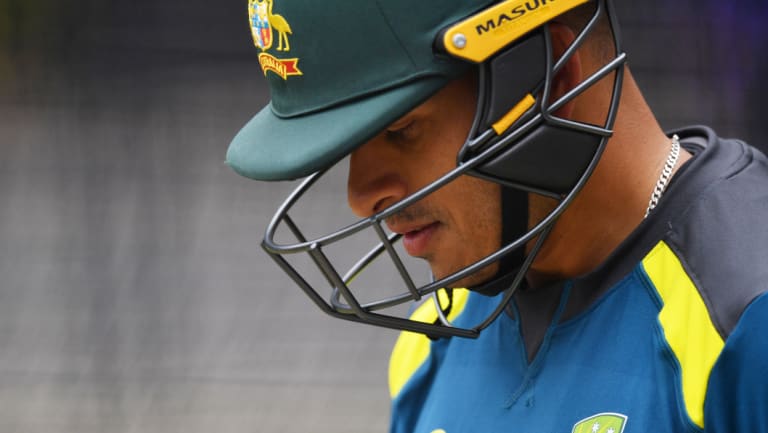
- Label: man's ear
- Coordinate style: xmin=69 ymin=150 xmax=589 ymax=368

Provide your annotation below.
xmin=547 ymin=22 xmax=582 ymax=119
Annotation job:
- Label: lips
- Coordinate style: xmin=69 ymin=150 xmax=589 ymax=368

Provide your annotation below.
xmin=390 ymin=222 xmax=440 ymax=257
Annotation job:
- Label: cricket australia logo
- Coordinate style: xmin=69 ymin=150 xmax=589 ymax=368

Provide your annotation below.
xmin=571 ymin=412 xmax=627 ymax=433
xmin=248 ymin=0 xmax=302 ymax=80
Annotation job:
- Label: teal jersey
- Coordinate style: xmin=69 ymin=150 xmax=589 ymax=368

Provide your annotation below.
xmin=388 ymin=127 xmax=768 ymax=433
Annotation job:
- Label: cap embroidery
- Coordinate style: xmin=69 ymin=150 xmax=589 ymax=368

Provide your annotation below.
xmin=248 ymin=0 xmax=302 ymax=80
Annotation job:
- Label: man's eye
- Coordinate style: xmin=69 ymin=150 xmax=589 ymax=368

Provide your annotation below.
xmin=385 ymin=121 xmax=417 ymax=142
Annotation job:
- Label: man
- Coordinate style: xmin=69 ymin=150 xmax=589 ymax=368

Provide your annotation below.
xmin=227 ymin=0 xmax=768 ymax=431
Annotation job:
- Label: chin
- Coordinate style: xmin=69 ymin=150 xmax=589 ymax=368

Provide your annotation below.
xmin=432 ymin=261 xmax=499 ymax=289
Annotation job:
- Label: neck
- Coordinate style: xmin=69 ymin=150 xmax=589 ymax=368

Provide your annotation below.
xmin=527 ymin=70 xmax=691 ymax=286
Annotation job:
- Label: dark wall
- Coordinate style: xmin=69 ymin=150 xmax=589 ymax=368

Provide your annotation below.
xmin=2 ymin=0 xmax=766 ymax=146
xmin=620 ymin=0 xmax=768 ymax=146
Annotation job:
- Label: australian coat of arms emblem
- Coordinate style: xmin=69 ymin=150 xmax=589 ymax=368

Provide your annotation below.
xmin=248 ymin=0 xmax=302 ymax=79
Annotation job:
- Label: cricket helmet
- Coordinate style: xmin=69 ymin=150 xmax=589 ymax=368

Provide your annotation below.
xmin=227 ymin=0 xmax=626 ymax=338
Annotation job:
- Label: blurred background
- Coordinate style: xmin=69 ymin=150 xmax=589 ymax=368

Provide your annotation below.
xmin=0 ymin=1 xmax=766 ymax=432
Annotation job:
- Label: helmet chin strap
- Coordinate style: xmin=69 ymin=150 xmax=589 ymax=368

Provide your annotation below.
xmin=469 ymin=186 xmax=530 ymax=296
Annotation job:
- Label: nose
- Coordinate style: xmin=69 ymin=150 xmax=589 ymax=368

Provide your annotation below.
xmin=347 ymin=138 xmax=408 ymax=218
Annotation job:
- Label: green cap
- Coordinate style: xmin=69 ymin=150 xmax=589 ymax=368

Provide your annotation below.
xmin=227 ymin=0 xmax=492 ymax=181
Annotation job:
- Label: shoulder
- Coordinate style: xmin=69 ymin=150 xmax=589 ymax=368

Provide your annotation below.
xmin=665 ymin=129 xmax=768 ymax=337
xmin=388 ymin=289 xmax=473 ymax=399
xmin=641 ymin=129 xmax=768 ymax=430
xmin=704 ymin=293 xmax=768 ymax=432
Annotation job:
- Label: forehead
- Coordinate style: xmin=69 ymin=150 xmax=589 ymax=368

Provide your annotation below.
xmin=389 ymin=73 xmax=478 ymax=125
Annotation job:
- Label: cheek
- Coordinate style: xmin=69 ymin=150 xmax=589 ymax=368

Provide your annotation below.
xmin=404 ymin=151 xmax=460 ymax=200
xmin=446 ymin=177 xmax=502 ymax=253
xmin=433 ymin=176 xmax=502 ymax=286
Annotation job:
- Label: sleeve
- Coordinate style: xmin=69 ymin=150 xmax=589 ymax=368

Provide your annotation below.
xmin=704 ymin=292 xmax=768 ymax=432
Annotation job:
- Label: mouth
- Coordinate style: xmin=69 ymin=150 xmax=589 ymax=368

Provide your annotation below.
xmin=397 ymin=222 xmax=440 ymax=258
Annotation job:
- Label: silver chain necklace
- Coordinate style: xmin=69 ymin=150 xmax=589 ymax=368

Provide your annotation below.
xmin=644 ymin=134 xmax=681 ymax=218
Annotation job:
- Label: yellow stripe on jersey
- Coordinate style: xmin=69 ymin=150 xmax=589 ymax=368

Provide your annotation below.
xmin=388 ymin=289 xmax=470 ymax=399
xmin=642 ymin=241 xmax=725 ymax=429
